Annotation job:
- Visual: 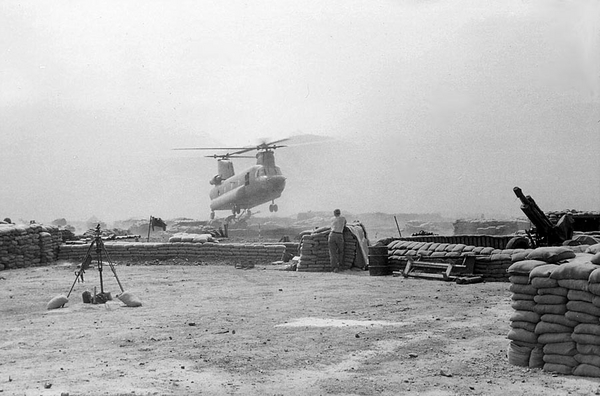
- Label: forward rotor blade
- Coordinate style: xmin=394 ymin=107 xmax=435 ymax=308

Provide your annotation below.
xmin=173 ymin=147 xmax=249 ymax=151
xmin=173 ymin=137 xmax=291 ymax=157
xmin=229 ymin=146 xmax=259 ymax=156
xmin=204 ymin=154 xmax=255 ymax=159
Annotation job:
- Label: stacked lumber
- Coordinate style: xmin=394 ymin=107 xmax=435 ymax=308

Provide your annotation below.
xmin=0 ymin=224 xmax=62 ymax=270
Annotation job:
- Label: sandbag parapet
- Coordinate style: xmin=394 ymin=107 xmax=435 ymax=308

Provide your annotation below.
xmin=387 ymin=239 xmax=532 ymax=282
xmin=0 ymin=224 xmax=62 ymax=270
xmin=57 ymin=241 xmax=286 ymax=264
xmin=384 ymin=234 xmax=515 ymax=250
xmin=505 ymin=247 xmax=600 ymax=377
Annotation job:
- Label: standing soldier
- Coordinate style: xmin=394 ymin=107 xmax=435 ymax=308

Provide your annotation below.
xmin=328 ymin=209 xmax=347 ymax=272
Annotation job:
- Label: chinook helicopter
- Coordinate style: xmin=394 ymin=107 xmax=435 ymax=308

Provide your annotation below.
xmin=175 ymin=139 xmax=288 ymax=220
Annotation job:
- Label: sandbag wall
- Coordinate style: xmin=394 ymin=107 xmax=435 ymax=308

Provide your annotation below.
xmin=58 ymin=241 xmax=287 ymax=264
xmin=296 ymin=228 xmax=358 ymax=272
xmin=0 ymin=224 xmax=62 ymax=270
xmin=507 ymin=244 xmax=600 ymax=377
xmin=387 ymin=239 xmax=529 ymax=281
xmin=393 ymin=235 xmax=514 ymax=250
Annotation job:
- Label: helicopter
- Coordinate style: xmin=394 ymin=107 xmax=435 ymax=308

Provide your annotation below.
xmin=174 ymin=138 xmax=288 ymax=220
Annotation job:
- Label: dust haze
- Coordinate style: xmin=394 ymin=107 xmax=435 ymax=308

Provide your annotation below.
xmin=1 ymin=0 xmax=599 ymax=224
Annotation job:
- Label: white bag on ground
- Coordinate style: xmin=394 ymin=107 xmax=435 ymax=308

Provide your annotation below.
xmin=47 ymin=295 xmax=68 ymax=310
xmin=118 ymin=291 xmax=142 ymax=307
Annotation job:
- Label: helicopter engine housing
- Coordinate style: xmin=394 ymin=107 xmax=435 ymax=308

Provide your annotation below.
xmin=216 ymin=160 xmax=235 ymax=181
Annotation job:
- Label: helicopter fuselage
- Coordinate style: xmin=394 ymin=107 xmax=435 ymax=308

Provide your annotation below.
xmin=209 ymin=163 xmax=286 ymax=213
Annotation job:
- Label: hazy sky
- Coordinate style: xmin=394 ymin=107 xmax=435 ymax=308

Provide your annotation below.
xmin=1 ymin=0 xmax=599 ymax=223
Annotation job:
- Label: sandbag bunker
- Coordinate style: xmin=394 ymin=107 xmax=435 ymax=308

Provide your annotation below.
xmin=507 ymin=244 xmax=600 ymax=376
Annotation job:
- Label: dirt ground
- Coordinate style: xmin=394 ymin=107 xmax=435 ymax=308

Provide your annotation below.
xmin=2 ymin=260 xmax=600 ymax=396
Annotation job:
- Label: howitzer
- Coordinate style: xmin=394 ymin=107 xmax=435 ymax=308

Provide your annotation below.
xmin=511 ymin=186 xmax=573 ymax=248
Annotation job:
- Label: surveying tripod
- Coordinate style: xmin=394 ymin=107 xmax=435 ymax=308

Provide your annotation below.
xmin=67 ymin=224 xmax=125 ymax=303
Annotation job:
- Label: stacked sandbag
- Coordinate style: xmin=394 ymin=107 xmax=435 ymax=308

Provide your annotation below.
xmin=0 ymin=224 xmax=62 ymax=270
xmin=295 ymin=227 xmax=364 ymax=272
xmin=168 ymin=232 xmax=216 ymax=243
xmin=387 ymin=235 xmax=514 ymax=249
xmin=528 ymin=263 xmax=575 ymax=374
xmin=475 ymin=250 xmax=514 ymax=282
xmin=505 ymin=245 xmax=600 ymax=376
xmin=506 ymin=259 xmax=548 ymax=367
xmin=58 ymin=242 xmax=286 ymax=264
xmin=387 ymin=239 xmax=525 ymax=281
xmin=526 ymin=247 xmax=576 ymax=265
xmin=573 ymin=266 xmax=600 ymax=377
xmin=36 ymin=225 xmax=62 ymax=263
xmin=537 ymin=261 xmax=596 ymax=375
xmin=342 ymin=228 xmax=358 ymax=270
xmin=587 ymin=244 xmax=600 ymax=266
xmin=39 ymin=231 xmax=55 ymax=263
xmin=587 ymin=244 xmax=600 ymax=255
xmin=296 ymin=229 xmax=331 ymax=272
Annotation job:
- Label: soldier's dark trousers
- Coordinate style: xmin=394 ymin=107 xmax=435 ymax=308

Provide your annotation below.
xmin=328 ymin=232 xmax=344 ymax=271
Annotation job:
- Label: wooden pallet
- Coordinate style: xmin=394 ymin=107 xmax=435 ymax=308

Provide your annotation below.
xmin=398 ymin=255 xmax=475 ymax=281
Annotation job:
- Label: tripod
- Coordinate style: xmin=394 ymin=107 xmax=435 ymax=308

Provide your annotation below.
xmin=67 ymin=224 xmax=125 ymax=302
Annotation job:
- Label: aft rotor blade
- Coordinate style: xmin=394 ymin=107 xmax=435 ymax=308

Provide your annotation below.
xmin=261 ymin=137 xmax=290 ymax=146
xmin=255 ymin=138 xmax=290 ymax=149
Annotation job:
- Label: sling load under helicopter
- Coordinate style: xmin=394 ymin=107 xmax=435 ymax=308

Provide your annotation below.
xmin=174 ymin=138 xmax=289 ymax=220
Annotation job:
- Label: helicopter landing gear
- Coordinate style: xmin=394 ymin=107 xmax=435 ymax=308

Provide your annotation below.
xmin=269 ymin=202 xmax=278 ymax=213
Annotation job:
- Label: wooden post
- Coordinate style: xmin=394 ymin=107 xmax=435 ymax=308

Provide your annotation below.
xmin=394 ymin=216 xmax=402 ymax=237
xmin=147 ymin=216 xmax=152 ymax=242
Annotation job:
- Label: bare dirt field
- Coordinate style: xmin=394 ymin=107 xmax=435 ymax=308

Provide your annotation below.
xmin=2 ymin=260 xmax=600 ymax=396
